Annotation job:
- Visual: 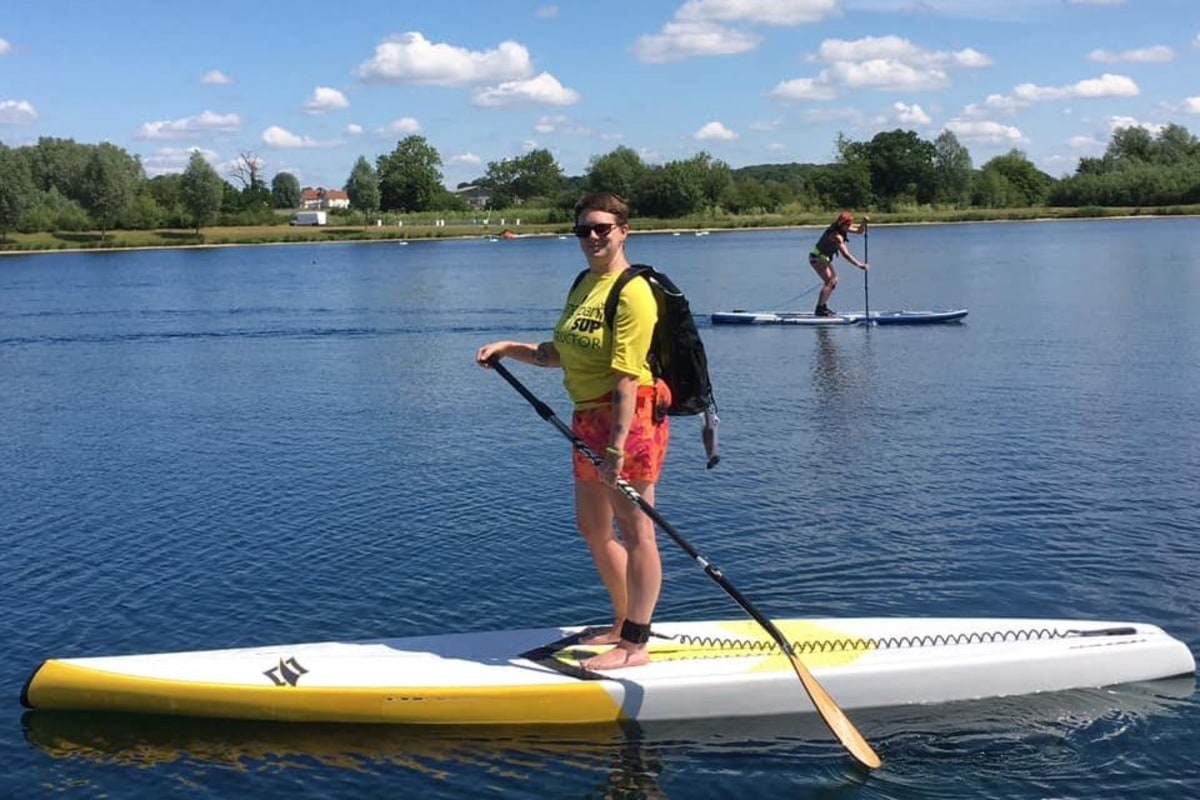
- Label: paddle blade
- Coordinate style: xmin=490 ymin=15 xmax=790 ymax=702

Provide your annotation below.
xmin=701 ymin=406 xmax=720 ymax=469
xmin=785 ymin=651 xmax=882 ymax=769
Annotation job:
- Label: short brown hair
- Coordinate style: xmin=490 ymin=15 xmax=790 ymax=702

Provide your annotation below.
xmin=574 ymin=192 xmax=630 ymax=226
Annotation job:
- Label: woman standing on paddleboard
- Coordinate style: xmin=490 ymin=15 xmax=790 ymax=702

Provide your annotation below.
xmin=476 ymin=192 xmax=669 ymax=671
xmin=809 ymin=211 xmax=869 ymax=316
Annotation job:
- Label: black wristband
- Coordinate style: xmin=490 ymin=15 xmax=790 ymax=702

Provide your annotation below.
xmin=620 ymin=620 xmax=651 ymax=645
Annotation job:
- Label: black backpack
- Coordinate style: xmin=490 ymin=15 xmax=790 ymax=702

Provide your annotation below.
xmin=570 ymin=264 xmax=720 ymax=467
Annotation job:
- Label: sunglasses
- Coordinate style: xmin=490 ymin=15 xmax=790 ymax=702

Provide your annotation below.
xmin=572 ymin=222 xmax=621 ymax=239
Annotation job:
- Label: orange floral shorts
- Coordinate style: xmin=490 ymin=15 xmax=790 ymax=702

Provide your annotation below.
xmin=572 ymin=380 xmax=671 ymax=483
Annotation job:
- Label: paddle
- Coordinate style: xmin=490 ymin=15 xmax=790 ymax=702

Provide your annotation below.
xmin=863 ymin=218 xmax=871 ymax=326
xmin=486 ymin=357 xmax=882 ymax=770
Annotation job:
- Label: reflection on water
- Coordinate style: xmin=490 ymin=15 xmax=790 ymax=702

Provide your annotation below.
xmin=22 ymin=677 xmax=1193 ymax=798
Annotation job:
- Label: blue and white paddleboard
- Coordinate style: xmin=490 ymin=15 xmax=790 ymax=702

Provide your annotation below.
xmin=711 ymin=309 xmax=968 ymax=326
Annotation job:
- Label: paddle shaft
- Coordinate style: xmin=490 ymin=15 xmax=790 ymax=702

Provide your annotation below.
xmin=863 ymin=222 xmax=870 ymax=323
xmin=487 ymin=358 xmax=881 ymax=770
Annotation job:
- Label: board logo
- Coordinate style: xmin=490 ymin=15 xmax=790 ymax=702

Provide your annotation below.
xmin=264 ymin=656 xmax=309 ymax=687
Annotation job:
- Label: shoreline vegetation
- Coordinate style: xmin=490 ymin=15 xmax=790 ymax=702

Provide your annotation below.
xmin=2 ymin=204 xmax=1197 ymax=256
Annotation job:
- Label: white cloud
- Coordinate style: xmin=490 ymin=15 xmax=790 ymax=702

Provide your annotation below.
xmin=356 ymin=32 xmax=532 ymax=86
xmin=945 ymin=118 xmax=1025 ymax=143
xmin=827 ymin=58 xmax=950 ymax=91
xmin=775 ymin=35 xmax=992 ymax=99
xmin=981 ymin=93 xmax=1025 ymax=113
xmin=535 ymin=5 xmax=558 ymax=17
xmin=261 ymin=126 xmax=336 ymax=149
xmin=992 ymin=73 xmax=1139 ymax=109
xmin=818 ymin=36 xmax=991 ymax=70
xmin=345 ymin=123 xmax=363 ymax=135
xmin=1087 ymin=45 xmax=1174 ymax=63
xmin=1107 ymin=115 xmax=1165 ymax=135
xmin=1185 ymin=97 xmax=1200 ymax=114
xmin=694 ymin=121 xmax=738 ymax=140
xmin=534 ymin=115 xmax=565 ymax=133
xmin=533 ymin=114 xmax=592 ymax=135
xmin=952 ymin=48 xmax=993 ymax=67
xmin=0 ymin=99 xmax=38 ymax=124
xmin=470 ymin=72 xmax=579 ymax=107
xmin=677 ymin=0 xmax=840 ymax=25
xmin=892 ymin=101 xmax=932 ymax=125
xmin=136 ymin=110 xmax=240 ymax=139
xmin=633 ymin=0 xmax=839 ymax=63
xmin=141 ymin=147 xmax=220 ymax=177
xmin=199 ymin=69 xmax=233 ymax=85
xmin=303 ymin=86 xmax=350 ymax=114
xmin=1073 ymin=73 xmax=1139 ymax=97
xmin=768 ymin=77 xmax=837 ymax=101
xmin=0 ymin=38 xmax=10 ymax=55
xmin=1194 ymin=33 xmax=1200 ymax=49
xmin=632 ymin=21 xmax=760 ymax=62
xmin=750 ymin=119 xmax=781 ymax=131
xmin=1067 ymin=135 xmax=1103 ymax=150
xmin=448 ymin=152 xmax=482 ymax=166
xmin=382 ymin=117 xmax=421 ymax=134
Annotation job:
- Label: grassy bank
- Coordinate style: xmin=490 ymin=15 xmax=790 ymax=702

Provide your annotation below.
xmin=2 ymin=204 xmax=1198 ymax=254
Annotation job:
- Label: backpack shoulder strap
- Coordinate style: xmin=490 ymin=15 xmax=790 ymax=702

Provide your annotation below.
xmin=568 ymin=268 xmax=590 ymax=297
xmin=603 ymin=265 xmax=652 ymax=330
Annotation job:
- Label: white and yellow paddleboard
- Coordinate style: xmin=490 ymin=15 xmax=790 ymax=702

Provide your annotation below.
xmin=21 ymin=617 xmax=1194 ymax=725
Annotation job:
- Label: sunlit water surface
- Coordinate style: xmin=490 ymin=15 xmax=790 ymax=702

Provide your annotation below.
xmin=3 ymin=218 xmax=1198 ymax=798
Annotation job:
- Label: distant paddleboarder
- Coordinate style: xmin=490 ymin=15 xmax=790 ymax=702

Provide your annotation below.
xmin=809 ymin=211 xmax=869 ymax=317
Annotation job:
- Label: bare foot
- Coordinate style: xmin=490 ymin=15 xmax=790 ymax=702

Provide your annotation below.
xmin=579 ymin=626 xmax=622 ymax=646
xmin=581 ymin=643 xmax=649 ymax=671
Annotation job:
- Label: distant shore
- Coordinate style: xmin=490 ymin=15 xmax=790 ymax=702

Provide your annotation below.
xmin=3 ymin=205 xmax=1197 ymax=257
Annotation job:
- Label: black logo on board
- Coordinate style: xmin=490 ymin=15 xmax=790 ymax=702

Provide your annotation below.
xmin=264 ymin=657 xmax=309 ymax=687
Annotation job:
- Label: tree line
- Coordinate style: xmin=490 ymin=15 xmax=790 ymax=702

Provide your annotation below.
xmin=3 ymin=122 xmax=1199 ymax=240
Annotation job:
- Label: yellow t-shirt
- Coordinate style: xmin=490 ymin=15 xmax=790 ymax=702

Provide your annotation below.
xmin=555 ymin=269 xmax=657 ymax=407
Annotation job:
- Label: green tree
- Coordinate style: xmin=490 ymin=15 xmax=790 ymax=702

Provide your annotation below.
xmin=811 ymin=163 xmax=871 ymax=210
xmin=376 ymin=135 xmax=443 ymax=212
xmin=122 ymin=189 xmax=166 ymax=230
xmin=727 ymin=176 xmax=770 ymax=214
xmin=1152 ymin=124 xmax=1199 ymax=165
xmin=1106 ymin=126 xmax=1155 ymax=166
xmin=80 ymin=142 xmax=141 ymax=237
xmin=0 ymin=144 xmax=35 ymax=240
xmin=865 ymin=129 xmax=936 ymax=207
xmin=970 ymin=169 xmax=1016 ymax=208
xmin=824 ymin=133 xmax=873 ymax=209
xmin=25 ymin=136 xmax=91 ymax=199
xmin=635 ymin=161 xmax=704 ymax=218
xmin=179 ymin=150 xmax=224 ymax=233
xmin=481 ymin=148 xmax=565 ymax=207
xmin=978 ymin=149 xmax=1053 ymax=206
xmin=344 ymin=157 xmax=380 ymax=213
xmin=585 ymin=146 xmax=648 ymax=199
xmin=146 ymin=173 xmax=188 ymax=226
xmin=512 ymin=148 xmax=565 ymax=201
xmin=932 ymin=130 xmax=973 ymax=207
xmin=271 ymin=172 xmax=301 ymax=209
xmin=677 ymin=151 xmax=734 ymax=210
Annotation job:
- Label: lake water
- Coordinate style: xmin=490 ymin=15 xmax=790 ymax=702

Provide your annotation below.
xmin=2 ymin=218 xmax=1198 ymax=799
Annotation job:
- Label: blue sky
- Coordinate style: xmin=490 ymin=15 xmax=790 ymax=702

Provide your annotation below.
xmin=2 ymin=0 xmax=1198 ymax=191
